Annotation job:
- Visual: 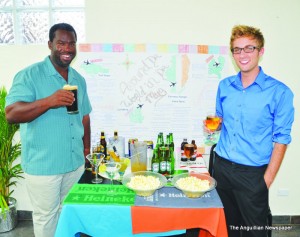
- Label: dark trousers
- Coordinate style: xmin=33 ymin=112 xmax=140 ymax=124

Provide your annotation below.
xmin=213 ymin=153 xmax=269 ymax=237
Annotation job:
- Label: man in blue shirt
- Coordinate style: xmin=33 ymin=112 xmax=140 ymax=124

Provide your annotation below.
xmin=5 ymin=23 xmax=92 ymax=237
xmin=214 ymin=25 xmax=294 ymax=237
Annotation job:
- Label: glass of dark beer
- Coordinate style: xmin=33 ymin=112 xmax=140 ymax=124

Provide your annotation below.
xmin=63 ymin=84 xmax=78 ymax=114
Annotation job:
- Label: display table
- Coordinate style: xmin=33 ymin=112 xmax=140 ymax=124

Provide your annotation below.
xmin=55 ymin=204 xmax=186 ymax=237
xmin=132 ymin=207 xmax=227 ymax=237
xmin=132 ymin=187 xmax=227 ymax=237
xmin=55 ymin=168 xmax=228 ymax=237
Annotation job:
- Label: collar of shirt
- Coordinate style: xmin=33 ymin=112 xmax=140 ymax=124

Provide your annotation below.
xmin=44 ymin=56 xmax=77 ymax=85
xmin=227 ymin=66 xmax=266 ymax=91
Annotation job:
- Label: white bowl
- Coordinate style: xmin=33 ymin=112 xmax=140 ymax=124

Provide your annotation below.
xmin=122 ymin=171 xmax=167 ymax=197
xmin=172 ymin=172 xmax=216 ymax=198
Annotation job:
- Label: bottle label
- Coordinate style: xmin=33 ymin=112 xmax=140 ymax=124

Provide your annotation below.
xmin=152 ymin=163 xmax=159 ymax=173
xmin=160 ymin=161 xmax=166 ymax=172
xmin=100 ymin=145 xmax=105 ymax=153
xmin=166 ymin=161 xmax=171 ymax=172
xmin=181 ymin=149 xmax=187 ymax=160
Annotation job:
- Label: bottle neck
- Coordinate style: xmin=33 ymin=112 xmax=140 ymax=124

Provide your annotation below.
xmin=166 ymin=135 xmax=170 ymax=145
xmin=114 ymin=132 xmax=118 ymax=139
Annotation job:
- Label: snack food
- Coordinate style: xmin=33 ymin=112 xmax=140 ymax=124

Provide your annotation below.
xmin=176 ymin=176 xmax=210 ymax=192
xmin=127 ymin=175 xmax=161 ymax=190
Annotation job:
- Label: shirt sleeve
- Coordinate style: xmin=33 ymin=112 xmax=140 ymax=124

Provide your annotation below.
xmin=5 ymin=70 xmax=36 ymax=107
xmin=272 ymin=86 xmax=294 ymax=144
xmin=216 ymin=84 xmax=223 ymax=118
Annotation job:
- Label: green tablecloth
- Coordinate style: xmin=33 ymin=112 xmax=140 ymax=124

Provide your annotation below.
xmin=63 ymin=184 xmax=135 ymax=205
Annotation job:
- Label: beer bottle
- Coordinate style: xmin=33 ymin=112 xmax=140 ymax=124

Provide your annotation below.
xmin=165 ymin=146 xmax=171 ymax=176
xmin=169 ymin=133 xmax=175 ymax=175
xmin=96 ymin=141 xmax=101 ymax=153
xmin=169 ymin=146 xmax=175 ymax=175
xmin=155 ymin=132 xmax=164 ymax=150
xmin=151 ymin=148 xmax=160 ymax=173
xmin=159 ymin=146 xmax=167 ymax=175
xmin=112 ymin=130 xmax=120 ymax=157
xmin=165 ymin=134 xmax=170 ymax=148
xmin=114 ymin=130 xmax=118 ymax=140
xmin=190 ymin=140 xmax=197 ymax=161
xmin=100 ymin=131 xmax=107 ymax=160
xmin=159 ymin=132 xmax=164 ymax=147
xmin=181 ymin=138 xmax=188 ymax=162
xmin=169 ymin=133 xmax=174 ymax=152
xmin=155 ymin=134 xmax=160 ymax=151
xmin=164 ymin=134 xmax=172 ymax=176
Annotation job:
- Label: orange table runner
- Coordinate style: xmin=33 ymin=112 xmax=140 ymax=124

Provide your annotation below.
xmin=131 ymin=206 xmax=228 ymax=237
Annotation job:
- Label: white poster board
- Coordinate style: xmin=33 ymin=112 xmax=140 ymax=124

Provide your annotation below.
xmin=76 ymin=43 xmax=232 ymax=152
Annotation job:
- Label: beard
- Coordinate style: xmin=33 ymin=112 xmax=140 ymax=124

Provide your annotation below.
xmin=52 ymin=51 xmax=75 ymax=68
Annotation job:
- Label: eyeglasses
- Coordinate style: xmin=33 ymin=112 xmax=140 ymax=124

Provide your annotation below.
xmin=231 ymin=45 xmax=260 ymax=54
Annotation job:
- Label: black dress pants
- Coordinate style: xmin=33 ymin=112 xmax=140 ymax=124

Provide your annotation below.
xmin=213 ymin=153 xmax=269 ymax=237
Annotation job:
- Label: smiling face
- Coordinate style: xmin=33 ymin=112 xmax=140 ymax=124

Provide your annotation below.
xmin=48 ymin=29 xmax=77 ymax=70
xmin=232 ymin=36 xmax=264 ymax=76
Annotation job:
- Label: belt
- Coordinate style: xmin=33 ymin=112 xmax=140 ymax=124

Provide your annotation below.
xmin=215 ymin=152 xmax=268 ymax=170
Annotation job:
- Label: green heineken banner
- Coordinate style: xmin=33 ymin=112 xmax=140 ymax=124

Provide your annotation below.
xmin=63 ymin=184 xmax=135 ymax=205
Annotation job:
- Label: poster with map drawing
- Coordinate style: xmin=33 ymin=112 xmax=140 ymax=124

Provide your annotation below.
xmin=75 ymin=43 xmax=233 ymax=153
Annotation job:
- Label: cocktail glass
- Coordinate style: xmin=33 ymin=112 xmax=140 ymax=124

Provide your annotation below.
xmin=86 ymin=153 xmax=105 ymax=184
xmin=104 ymin=162 xmax=121 ymax=194
xmin=204 ymin=113 xmax=221 ymax=145
xmin=118 ymin=158 xmax=130 ymax=180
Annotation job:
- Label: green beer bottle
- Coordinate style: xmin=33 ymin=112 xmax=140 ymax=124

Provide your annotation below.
xmin=151 ymin=148 xmax=160 ymax=173
xmin=169 ymin=133 xmax=174 ymax=151
xmin=165 ymin=146 xmax=171 ymax=176
xmin=155 ymin=132 xmax=164 ymax=151
xmin=159 ymin=146 xmax=167 ymax=175
xmin=169 ymin=133 xmax=175 ymax=175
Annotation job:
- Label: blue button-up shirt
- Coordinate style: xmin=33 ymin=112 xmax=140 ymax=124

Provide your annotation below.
xmin=215 ymin=67 xmax=294 ymax=166
xmin=5 ymin=56 xmax=92 ymax=175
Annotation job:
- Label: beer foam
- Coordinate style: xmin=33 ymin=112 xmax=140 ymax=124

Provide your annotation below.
xmin=63 ymin=84 xmax=78 ymax=90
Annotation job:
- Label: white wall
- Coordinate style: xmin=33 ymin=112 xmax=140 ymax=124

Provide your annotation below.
xmin=1 ymin=0 xmax=299 ymax=215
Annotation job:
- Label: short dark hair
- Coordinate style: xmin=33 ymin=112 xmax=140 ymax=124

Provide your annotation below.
xmin=49 ymin=23 xmax=77 ymax=42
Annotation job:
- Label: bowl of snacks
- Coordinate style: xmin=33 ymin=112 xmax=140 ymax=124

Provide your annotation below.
xmin=122 ymin=171 xmax=167 ymax=197
xmin=172 ymin=172 xmax=216 ymax=198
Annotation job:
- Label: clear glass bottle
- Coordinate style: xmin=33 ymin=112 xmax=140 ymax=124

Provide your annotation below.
xmin=108 ymin=130 xmax=125 ymax=157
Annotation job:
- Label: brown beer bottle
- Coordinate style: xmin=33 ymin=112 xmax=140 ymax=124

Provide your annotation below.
xmin=181 ymin=138 xmax=188 ymax=162
xmin=190 ymin=140 xmax=197 ymax=161
xmin=100 ymin=131 xmax=107 ymax=160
